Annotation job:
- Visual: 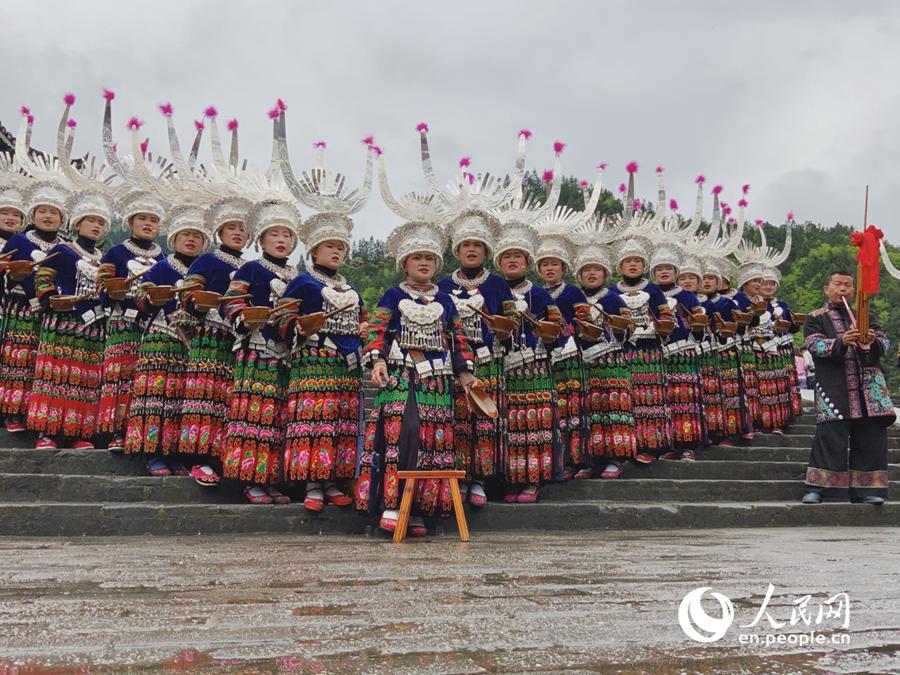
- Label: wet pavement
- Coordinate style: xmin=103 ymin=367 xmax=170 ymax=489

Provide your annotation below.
xmin=0 ymin=528 xmax=898 ymax=673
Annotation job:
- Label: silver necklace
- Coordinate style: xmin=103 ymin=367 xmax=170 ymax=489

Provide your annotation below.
xmin=258 ymin=257 xmax=296 ymax=282
xmin=167 ymin=255 xmax=189 ymax=277
xmin=26 ymin=230 xmax=59 ymax=253
xmin=451 ymin=268 xmax=488 ymax=291
xmin=124 ymin=238 xmax=162 ymax=259
xmin=213 ymin=248 xmax=243 ymax=269
xmin=68 ymin=240 xmax=101 ymax=265
xmin=399 ymin=281 xmax=438 ymax=300
xmin=617 ymin=278 xmax=648 ymax=293
xmin=547 ymin=282 xmax=566 ymax=300
xmin=308 ymin=265 xmax=347 ymax=288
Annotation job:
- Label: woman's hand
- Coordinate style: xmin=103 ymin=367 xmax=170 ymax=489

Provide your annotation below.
xmin=359 ymin=321 xmax=369 ymax=339
xmin=371 ymin=360 xmax=389 ymax=387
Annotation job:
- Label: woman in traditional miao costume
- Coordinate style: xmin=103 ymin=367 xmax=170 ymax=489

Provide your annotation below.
xmin=124 ymin=205 xmax=210 ymax=474
xmin=534 ymin=228 xmax=591 ymax=478
xmin=609 ymin=233 xmax=675 ymax=464
xmin=0 ymin=169 xmax=68 ymax=434
xmin=679 ymin=253 xmax=726 ymax=446
xmin=438 ymin=209 xmax=516 ymax=507
xmin=176 ymin=197 xmax=250 ymax=486
xmin=96 ymin=189 xmax=166 ymax=451
xmin=271 ymin=123 xmax=373 ymax=511
xmin=28 ymin=187 xmax=112 ymax=450
xmin=220 ymin=198 xmax=299 ymax=505
xmin=700 ymin=260 xmax=746 ymax=444
xmin=493 ymin=222 xmax=559 ymax=502
xmin=761 ymin=266 xmax=803 ymax=424
xmin=0 ymin=172 xmax=27 ymax=360
xmin=278 ymin=214 xmax=363 ymax=512
xmin=570 ymin=224 xmax=637 ymax=480
xmin=355 ymin=220 xmax=476 ymax=535
xmin=650 ymin=242 xmax=706 ymax=460
xmin=730 ymin=261 xmax=767 ymax=437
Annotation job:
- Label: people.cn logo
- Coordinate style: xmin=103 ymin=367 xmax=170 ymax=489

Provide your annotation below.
xmin=678 ymin=587 xmax=735 ymax=643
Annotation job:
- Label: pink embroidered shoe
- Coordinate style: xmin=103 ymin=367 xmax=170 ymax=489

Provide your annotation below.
xmin=244 ymin=485 xmax=273 ymax=504
xmin=190 ymin=464 xmax=219 ymax=486
xmin=5 ymin=417 xmax=25 ymax=433
xmin=600 ymin=464 xmax=622 ymax=480
xmin=266 ymin=486 xmax=291 ymax=505
xmin=71 ymin=440 xmax=95 ymax=450
xmin=469 ymin=483 xmax=487 ymax=507
xmin=516 ymin=487 xmax=540 ymax=503
xmin=35 ymin=435 xmax=57 ymax=450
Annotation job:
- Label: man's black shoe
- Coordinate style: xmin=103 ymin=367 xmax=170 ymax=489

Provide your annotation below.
xmin=850 ymin=495 xmax=885 ymax=505
xmin=801 ymin=491 xmax=822 ymax=504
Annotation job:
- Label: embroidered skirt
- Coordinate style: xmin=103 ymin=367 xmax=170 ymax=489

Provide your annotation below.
xmin=26 ymin=311 xmax=105 ymax=438
xmin=698 ymin=345 xmax=726 ymax=441
xmin=177 ymin=323 xmax=236 ymax=458
xmin=755 ymin=348 xmax=784 ymax=431
xmin=625 ymin=338 xmax=672 ymax=453
xmin=221 ymin=348 xmax=286 ymax=485
xmin=583 ymin=349 xmax=637 ymax=460
xmin=97 ymin=315 xmax=144 ymax=435
xmin=283 ymin=343 xmax=362 ymax=482
xmin=552 ymin=354 xmax=585 ymax=467
xmin=737 ymin=341 xmax=760 ymax=434
xmin=355 ymin=367 xmax=457 ymax=517
xmin=452 ymin=358 xmax=505 ymax=481
xmin=664 ymin=350 xmax=704 ymax=447
xmin=124 ymin=328 xmax=188 ymax=457
xmin=505 ymin=357 xmax=554 ymax=486
xmin=716 ymin=343 xmax=747 ymax=438
xmin=0 ymin=297 xmax=40 ymax=417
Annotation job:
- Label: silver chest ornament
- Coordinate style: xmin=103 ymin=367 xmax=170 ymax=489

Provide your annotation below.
xmin=74 ymin=257 xmax=99 ymax=297
xmin=269 ymin=278 xmax=287 ymax=305
xmin=397 ymin=298 xmax=444 ymax=351
xmin=451 ymin=291 xmax=485 ymax=344
xmin=621 ymin=290 xmax=651 ymax=327
xmin=320 ymin=286 xmax=360 ymax=335
xmin=125 ymin=256 xmax=156 ymax=297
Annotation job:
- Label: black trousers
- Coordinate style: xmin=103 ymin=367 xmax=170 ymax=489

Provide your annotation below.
xmin=806 ymin=418 xmax=889 ymax=500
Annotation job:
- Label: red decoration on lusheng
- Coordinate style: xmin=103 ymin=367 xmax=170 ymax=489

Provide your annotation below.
xmin=851 ymin=225 xmax=884 ymax=294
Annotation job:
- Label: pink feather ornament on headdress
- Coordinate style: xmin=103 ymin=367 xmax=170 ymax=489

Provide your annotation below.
xmin=227 ymin=119 xmax=238 ymax=132
xmin=519 ymin=129 xmax=532 ymax=139
xmin=102 ymin=88 xmax=115 ymax=102
xmin=553 ymin=141 xmax=566 ymax=155
xmin=204 ymin=106 xmax=218 ymax=118
xmin=361 ymin=135 xmax=374 ymax=146
xmin=20 ymin=105 xmax=30 ymax=116
xmin=712 ymin=185 xmax=723 ymax=195
xmin=371 ymin=146 xmax=383 ymax=156
xmin=111 ymin=143 xmax=118 ymax=153
xmin=314 ymin=140 xmax=327 ymax=150
xmin=738 ymin=198 xmax=748 ymax=208
xmin=742 ymin=184 xmax=750 ymax=195
xmin=458 ymin=157 xmax=471 ymax=168
xmin=276 ymin=98 xmax=287 ymax=111
xmin=722 ymin=205 xmax=732 ymax=216
xmin=597 ymin=162 xmax=608 ymax=170
xmin=416 ymin=122 xmax=429 ymax=133
xmin=63 ymin=93 xmax=76 ymax=106
xmin=626 ymin=161 xmax=639 ymax=174
xmin=578 ymin=179 xmax=589 ymax=189
xmin=669 ymin=198 xmax=679 ymax=211
xmin=618 ymin=183 xmax=626 ymax=193
xmin=463 ymin=172 xmax=475 ymax=185
xmin=140 ymin=138 xmax=149 ymax=156
xmin=542 ymin=170 xmax=554 ymax=183
xmin=656 ymin=165 xmax=664 ymax=174
xmin=633 ymin=199 xmax=642 ymax=211
xmin=754 ymin=219 xmax=764 ymax=227
xmin=126 ymin=117 xmax=143 ymax=130
xmin=267 ymin=108 xmax=280 ymax=120
xmin=194 ymin=119 xmax=205 ymax=131
xmin=67 ymin=119 xmax=77 ymax=128
xmin=728 ymin=217 xmax=736 ymax=225
xmin=787 ymin=211 xmax=795 ymax=222
xmin=695 ymin=175 xmax=705 ymax=184
xmin=159 ymin=102 xmax=173 ymax=117
xmin=27 ymin=115 xmax=34 ymax=125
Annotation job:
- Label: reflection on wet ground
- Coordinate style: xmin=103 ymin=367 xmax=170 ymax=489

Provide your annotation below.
xmin=0 ymin=528 xmax=897 ymax=673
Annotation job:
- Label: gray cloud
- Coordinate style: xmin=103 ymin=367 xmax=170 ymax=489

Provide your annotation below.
xmin=3 ymin=0 xmax=900 ymax=253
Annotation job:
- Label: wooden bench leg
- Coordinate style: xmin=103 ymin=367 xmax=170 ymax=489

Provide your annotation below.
xmin=449 ymin=478 xmax=470 ymax=542
xmin=393 ymin=478 xmax=416 ymax=543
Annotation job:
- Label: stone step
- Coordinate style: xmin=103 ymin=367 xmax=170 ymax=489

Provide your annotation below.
xmin=619 ymin=460 xmax=900 ymax=481
xmin=732 ymin=433 xmax=900 ymax=449
xmin=0 ymin=500 xmax=894 ymax=536
xmin=7 ymin=472 xmax=894 ymax=505
xmin=702 ymin=445 xmax=900 ymax=463
xmin=540 ymin=478 xmax=900 ymax=503
xmin=786 ymin=423 xmax=900 ymax=437
xmin=0 ymin=448 xmax=146 ymax=476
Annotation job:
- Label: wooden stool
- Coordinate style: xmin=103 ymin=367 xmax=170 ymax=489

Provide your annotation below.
xmin=393 ymin=470 xmax=470 ymax=543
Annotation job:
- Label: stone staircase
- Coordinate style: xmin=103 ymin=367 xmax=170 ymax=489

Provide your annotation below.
xmin=0 ymin=411 xmax=897 ymax=536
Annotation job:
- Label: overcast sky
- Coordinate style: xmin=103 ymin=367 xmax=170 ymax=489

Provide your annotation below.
xmin=4 ymin=0 xmax=900 ymax=256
